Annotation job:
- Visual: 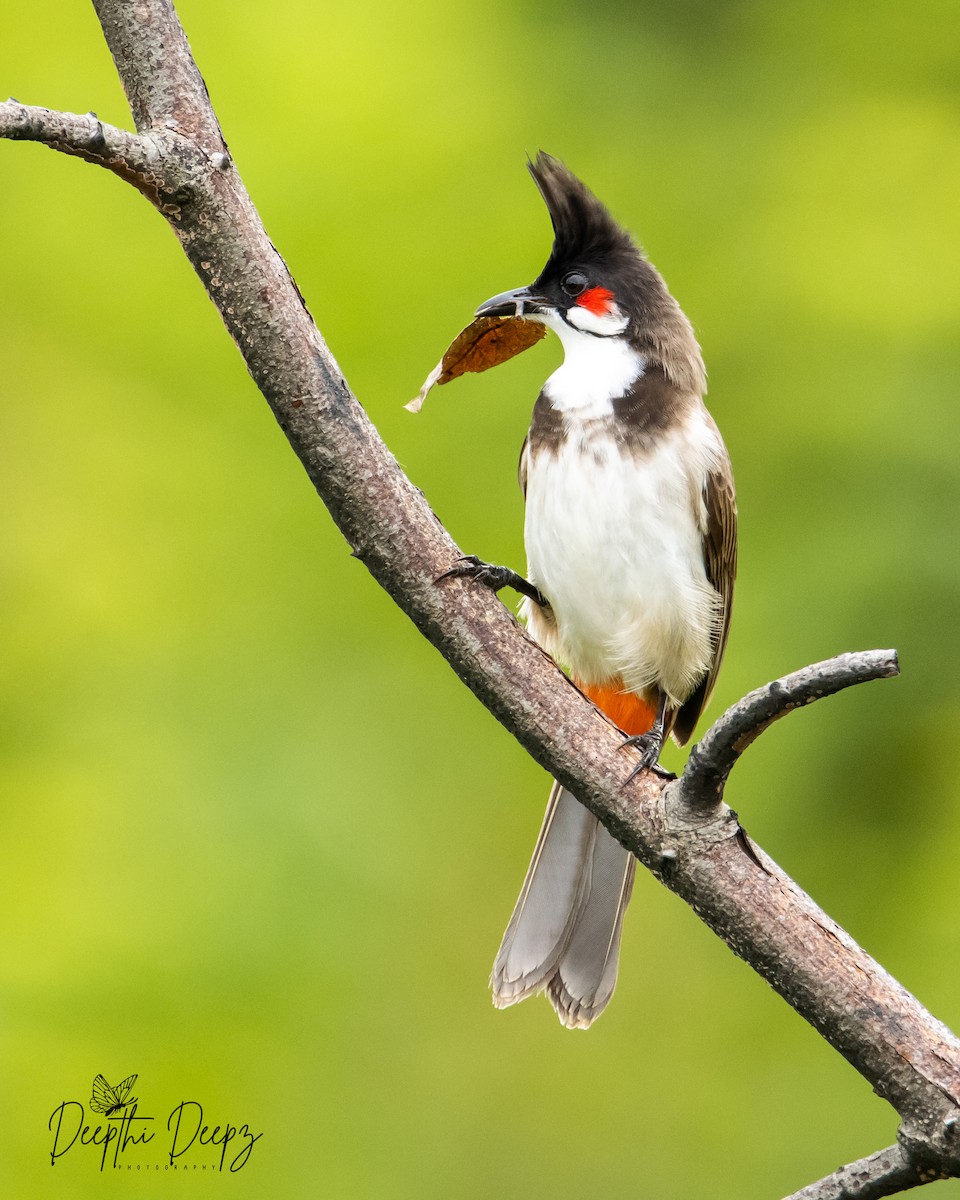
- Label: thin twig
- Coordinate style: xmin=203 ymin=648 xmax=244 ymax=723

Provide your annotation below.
xmin=678 ymin=650 xmax=900 ymax=814
xmin=0 ymin=101 xmax=157 ymax=177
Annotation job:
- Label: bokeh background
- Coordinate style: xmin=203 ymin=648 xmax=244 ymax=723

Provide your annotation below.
xmin=2 ymin=0 xmax=960 ymax=1195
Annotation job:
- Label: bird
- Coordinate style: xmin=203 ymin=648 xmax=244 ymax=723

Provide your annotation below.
xmin=445 ymin=152 xmax=737 ymax=1028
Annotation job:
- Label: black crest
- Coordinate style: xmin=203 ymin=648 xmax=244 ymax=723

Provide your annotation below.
xmin=527 ymin=151 xmax=637 ymax=274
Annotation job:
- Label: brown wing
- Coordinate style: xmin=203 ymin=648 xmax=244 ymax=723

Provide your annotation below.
xmin=518 ymin=434 xmax=530 ymax=498
xmin=672 ymin=444 xmax=738 ymax=746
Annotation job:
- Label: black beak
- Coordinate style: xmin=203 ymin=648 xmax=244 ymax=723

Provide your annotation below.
xmin=475 ymin=285 xmax=550 ymax=319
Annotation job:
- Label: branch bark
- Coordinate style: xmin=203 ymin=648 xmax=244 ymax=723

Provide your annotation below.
xmin=783 ymin=1143 xmax=945 ymax=1200
xmin=3 ymin=2 xmax=960 ymax=1192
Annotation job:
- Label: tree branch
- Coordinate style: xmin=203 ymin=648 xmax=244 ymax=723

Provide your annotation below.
xmin=4 ymin=0 xmax=960 ymax=1191
xmin=783 ymin=1143 xmax=945 ymax=1200
xmin=91 ymin=0 xmax=226 ymax=144
xmin=678 ymin=649 xmax=901 ymax=814
xmin=0 ymin=101 xmax=164 ymax=192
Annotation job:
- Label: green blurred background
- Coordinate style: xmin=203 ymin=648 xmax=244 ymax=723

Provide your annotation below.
xmin=2 ymin=0 xmax=960 ymax=1195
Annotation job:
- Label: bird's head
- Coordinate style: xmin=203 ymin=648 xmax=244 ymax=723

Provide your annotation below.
xmin=476 ymin=152 xmax=704 ymax=394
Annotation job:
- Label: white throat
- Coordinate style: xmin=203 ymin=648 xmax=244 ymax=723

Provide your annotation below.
xmin=538 ymin=311 xmax=644 ymax=419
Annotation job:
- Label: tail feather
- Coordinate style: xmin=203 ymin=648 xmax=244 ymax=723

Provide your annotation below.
xmin=491 ymin=785 xmax=635 ymax=1027
xmin=492 ymin=676 xmax=652 ymax=1028
xmin=491 ymin=782 xmax=593 ymax=1007
xmin=547 ymin=831 xmax=635 ymax=1028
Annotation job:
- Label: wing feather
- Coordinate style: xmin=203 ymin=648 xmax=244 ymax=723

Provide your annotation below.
xmin=673 ymin=435 xmax=737 ymax=745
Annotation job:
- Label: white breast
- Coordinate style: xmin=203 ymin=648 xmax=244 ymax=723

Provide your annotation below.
xmin=537 ymin=310 xmax=643 ymax=418
xmin=521 ymin=404 xmax=724 ymax=705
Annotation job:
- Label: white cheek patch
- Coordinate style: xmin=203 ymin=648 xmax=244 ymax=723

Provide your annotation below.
xmin=566 ymin=302 xmax=629 ymax=337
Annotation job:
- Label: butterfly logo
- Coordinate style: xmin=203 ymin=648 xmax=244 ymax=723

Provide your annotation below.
xmin=89 ymin=1073 xmax=138 ymax=1116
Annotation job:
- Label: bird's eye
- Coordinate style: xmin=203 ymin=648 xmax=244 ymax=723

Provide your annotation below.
xmin=561 ymin=271 xmax=588 ymax=297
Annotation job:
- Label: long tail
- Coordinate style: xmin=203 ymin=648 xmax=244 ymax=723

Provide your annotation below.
xmin=491 ymin=683 xmax=654 ymax=1028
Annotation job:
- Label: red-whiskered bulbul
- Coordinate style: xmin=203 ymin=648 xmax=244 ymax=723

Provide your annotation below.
xmin=447 ymin=153 xmax=737 ymax=1027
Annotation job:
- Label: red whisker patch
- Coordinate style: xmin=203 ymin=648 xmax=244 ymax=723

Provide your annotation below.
xmin=576 ymin=286 xmax=614 ymax=316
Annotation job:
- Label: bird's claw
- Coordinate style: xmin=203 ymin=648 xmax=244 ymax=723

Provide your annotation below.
xmin=436 ymin=555 xmax=510 ymax=590
xmin=620 ymin=732 xmax=675 ymax=783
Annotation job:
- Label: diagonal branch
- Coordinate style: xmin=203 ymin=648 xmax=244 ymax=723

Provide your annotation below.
xmin=3 ymin=0 xmax=960 ymax=1192
xmin=91 ymin=0 xmax=226 ymax=144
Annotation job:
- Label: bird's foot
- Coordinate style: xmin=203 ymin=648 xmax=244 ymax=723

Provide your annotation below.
xmin=437 ymin=556 xmax=549 ymax=608
xmin=620 ymin=731 xmax=675 ymax=782
xmin=437 ymin=555 xmax=514 ymax=590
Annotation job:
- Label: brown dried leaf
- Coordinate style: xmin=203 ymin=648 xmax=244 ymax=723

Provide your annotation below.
xmin=406 ymin=316 xmax=546 ymax=413
xmin=436 ymin=315 xmax=547 ymax=384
